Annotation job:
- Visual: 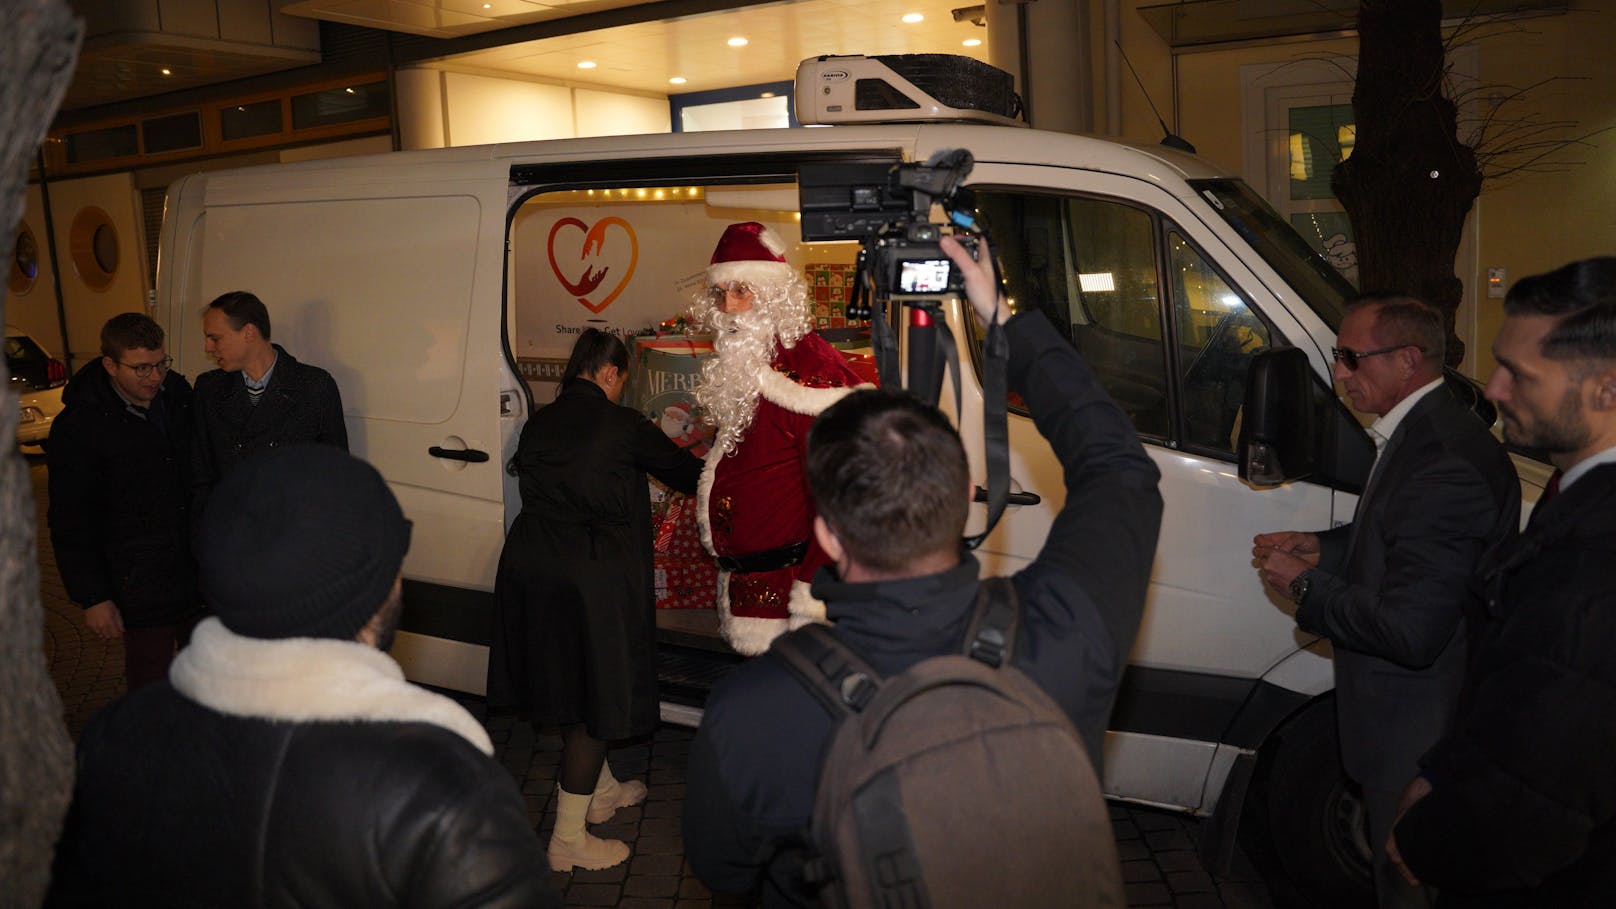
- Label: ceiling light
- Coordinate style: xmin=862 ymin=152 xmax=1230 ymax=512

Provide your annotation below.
xmin=482 ymin=2 xmax=492 ymax=7
xmin=669 ymin=76 xmax=687 ymax=85
xmin=577 ymin=61 xmax=597 ymax=69
xmin=902 ymin=13 xmax=924 ymax=23
xmin=727 ymin=37 xmax=748 ymax=47
xmin=160 ymin=67 xmax=173 ymax=76
xmin=344 ymin=87 xmax=356 ymax=94
xmin=963 ymin=38 xmax=983 ymax=47
xmin=761 ymin=92 xmax=775 ymax=98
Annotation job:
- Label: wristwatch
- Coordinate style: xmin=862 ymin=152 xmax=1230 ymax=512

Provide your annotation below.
xmin=1288 ymin=571 xmax=1312 ymax=605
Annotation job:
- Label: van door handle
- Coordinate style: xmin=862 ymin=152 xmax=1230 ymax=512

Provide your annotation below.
xmin=974 ymin=485 xmax=1040 ymax=506
xmin=429 ymin=446 xmax=490 ymax=463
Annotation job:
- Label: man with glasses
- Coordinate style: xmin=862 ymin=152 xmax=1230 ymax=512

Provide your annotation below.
xmin=1252 ymin=294 xmax=1518 ymax=909
xmin=48 ymin=313 xmax=202 ymax=691
xmin=688 ymin=222 xmax=868 ymax=654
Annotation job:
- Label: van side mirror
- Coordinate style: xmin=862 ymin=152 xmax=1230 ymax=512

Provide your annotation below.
xmin=1237 ymin=346 xmax=1317 ymax=487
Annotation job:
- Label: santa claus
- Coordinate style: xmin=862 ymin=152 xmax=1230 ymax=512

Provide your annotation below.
xmin=691 ymin=222 xmax=869 ymax=654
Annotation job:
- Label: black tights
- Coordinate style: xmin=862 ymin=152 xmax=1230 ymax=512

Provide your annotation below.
xmin=559 ymin=724 xmax=607 ymax=795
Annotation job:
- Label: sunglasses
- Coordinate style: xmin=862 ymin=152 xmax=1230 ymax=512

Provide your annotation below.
xmin=1330 ymin=344 xmax=1418 ymax=372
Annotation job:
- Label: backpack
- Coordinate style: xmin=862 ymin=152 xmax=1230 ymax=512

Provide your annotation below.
xmin=769 ymin=576 xmax=1124 ymax=909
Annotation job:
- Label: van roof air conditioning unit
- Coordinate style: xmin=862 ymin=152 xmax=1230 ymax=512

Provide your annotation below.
xmin=795 ymin=54 xmax=1026 ymax=127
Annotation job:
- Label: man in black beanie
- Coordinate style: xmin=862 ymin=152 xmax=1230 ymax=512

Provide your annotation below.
xmin=50 ymin=445 xmax=559 ymax=908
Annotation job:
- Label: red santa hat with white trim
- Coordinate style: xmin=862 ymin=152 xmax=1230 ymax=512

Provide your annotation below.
xmin=706 ymin=221 xmax=796 ymax=288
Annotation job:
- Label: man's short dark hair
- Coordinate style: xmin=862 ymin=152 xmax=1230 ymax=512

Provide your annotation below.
xmin=807 ymin=389 xmax=970 ymax=573
xmin=1504 ymin=257 xmax=1616 ymax=363
xmin=1346 ymin=292 xmax=1445 ymax=368
xmin=100 ymin=312 xmax=164 ymax=359
xmin=207 ymin=291 xmax=272 ymax=340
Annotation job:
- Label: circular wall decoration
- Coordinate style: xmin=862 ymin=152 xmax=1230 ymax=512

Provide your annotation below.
xmin=8 ymin=222 xmax=38 ymax=296
xmin=69 ymin=206 xmax=119 ymax=291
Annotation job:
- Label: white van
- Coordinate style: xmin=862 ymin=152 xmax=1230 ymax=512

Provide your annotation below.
xmin=154 ymin=63 xmax=1546 ymax=906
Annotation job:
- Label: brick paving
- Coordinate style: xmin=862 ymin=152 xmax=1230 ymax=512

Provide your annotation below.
xmin=28 ymin=455 xmax=1276 ymax=908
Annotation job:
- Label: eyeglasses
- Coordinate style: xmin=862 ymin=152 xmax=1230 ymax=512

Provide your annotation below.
xmin=118 ymin=356 xmax=173 ymax=378
xmin=1330 ymin=344 xmax=1418 ymax=372
xmin=705 ymin=281 xmax=754 ymax=303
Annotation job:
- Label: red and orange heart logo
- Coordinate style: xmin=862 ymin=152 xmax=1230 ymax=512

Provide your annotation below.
xmin=547 ymin=216 xmax=639 ymax=313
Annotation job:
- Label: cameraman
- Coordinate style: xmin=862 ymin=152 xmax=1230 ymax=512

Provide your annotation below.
xmin=683 ymin=236 xmax=1164 ymax=903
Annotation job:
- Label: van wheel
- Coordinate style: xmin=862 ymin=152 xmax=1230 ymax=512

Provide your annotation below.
xmin=1250 ymin=699 xmax=1374 ymax=908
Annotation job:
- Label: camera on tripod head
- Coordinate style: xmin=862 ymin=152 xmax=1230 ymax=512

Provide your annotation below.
xmin=799 ymin=149 xmax=981 ymax=317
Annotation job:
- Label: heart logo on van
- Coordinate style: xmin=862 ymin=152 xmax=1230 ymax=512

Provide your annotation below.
xmin=547 ymin=216 xmax=639 ymax=313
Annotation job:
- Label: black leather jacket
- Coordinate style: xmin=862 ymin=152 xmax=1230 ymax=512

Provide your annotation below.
xmin=50 ymin=625 xmax=559 ymax=908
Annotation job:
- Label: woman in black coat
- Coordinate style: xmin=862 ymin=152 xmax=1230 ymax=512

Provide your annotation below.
xmin=489 ymin=328 xmax=702 ymax=874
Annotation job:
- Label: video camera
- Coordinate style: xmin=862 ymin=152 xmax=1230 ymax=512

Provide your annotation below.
xmin=799 ymin=148 xmax=981 ymax=315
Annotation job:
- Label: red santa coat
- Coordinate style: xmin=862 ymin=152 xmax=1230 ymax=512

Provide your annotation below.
xmin=696 ymin=332 xmax=868 ymax=655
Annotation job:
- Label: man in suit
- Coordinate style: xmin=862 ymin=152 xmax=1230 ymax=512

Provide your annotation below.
xmin=1253 ymin=294 xmax=1519 ymax=909
xmin=1389 ymin=258 xmax=1616 ymax=905
xmin=192 ymin=290 xmax=347 ymax=520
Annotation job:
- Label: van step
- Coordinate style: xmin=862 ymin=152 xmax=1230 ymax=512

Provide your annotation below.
xmin=656 ymin=644 xmax=744 ymax=707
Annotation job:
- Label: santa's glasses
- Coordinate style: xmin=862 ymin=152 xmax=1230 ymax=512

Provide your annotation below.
xmin=705 ymin=281 xmax=755 ymax=304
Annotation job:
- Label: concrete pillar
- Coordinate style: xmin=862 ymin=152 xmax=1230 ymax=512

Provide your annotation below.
xmin=986 ymin=0 xmax=1093 ymax=134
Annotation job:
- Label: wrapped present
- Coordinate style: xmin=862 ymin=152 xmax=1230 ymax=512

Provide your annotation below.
xmin=650 ymin=489 xmax=719 ymax=610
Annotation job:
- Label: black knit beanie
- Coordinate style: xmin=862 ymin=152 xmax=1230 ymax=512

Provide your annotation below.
xmin=199 ymin=444 xmax=412 ymax=640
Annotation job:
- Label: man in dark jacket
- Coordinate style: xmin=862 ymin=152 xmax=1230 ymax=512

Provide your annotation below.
xmin=683 ymin=236 xmax=1164 ymax=903
xmin=1389 ymin=257 xmax=1616 ymax=906
xmin=192 ymin=290 xmax=347 ymax=518
xmin=1252 ymin=296 xmax=1519 ymax=909
xmin=48 ymin=313 xmax=201 ymax=691
xmin=50 ymin=444 xmax=559 ymax=908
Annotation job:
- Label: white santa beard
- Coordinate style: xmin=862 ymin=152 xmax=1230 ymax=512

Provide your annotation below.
xmin=695 ymin=309 xmax=778 ymax=456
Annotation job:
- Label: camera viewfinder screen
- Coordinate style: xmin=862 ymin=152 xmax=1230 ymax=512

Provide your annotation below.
xmin=898 ymin=259 xmax=952 ymax=294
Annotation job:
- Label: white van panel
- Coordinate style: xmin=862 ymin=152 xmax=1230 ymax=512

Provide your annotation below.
xmin=1102 ymin=731 xmax=1220 ymax=811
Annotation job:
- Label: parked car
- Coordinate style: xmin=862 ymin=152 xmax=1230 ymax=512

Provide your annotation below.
xmin=7 ymin=327 xmax=68 ymax=451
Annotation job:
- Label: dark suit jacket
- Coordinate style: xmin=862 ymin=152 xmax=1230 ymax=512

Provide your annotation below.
xmin=1396 ymin=463 xmax=1616 ymax=905
xmin=191 ymin=344 xmax=348 ymax=522
xmin=1298 ymin=383 xmax=1518 ymax=790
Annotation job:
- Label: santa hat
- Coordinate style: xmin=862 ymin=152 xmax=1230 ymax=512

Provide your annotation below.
xmin=706 ymin=222 xmax=796 ymax=288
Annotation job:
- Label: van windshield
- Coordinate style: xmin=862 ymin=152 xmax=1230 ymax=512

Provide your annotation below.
xmin=1188 ymin=179 xmax=1354 ymax=333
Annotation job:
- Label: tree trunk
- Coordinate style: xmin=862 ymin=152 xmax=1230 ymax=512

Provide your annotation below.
xmin=1332 ymin=0 xmax=1481 ymax=367
xmin=0 ymin=3 xmax=82 ymax=907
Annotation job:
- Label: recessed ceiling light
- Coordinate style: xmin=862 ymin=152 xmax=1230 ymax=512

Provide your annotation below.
xmin=902 ymin=13 xmax=924 ymax=23
xmin=577 ymin=61 xmax=597 ymax=69
xmin=482 ymin=2 xmax=492 ymax=7
xmin=727 ymin=37 xmax=748 ymax=47
xmin=344 ymin=87 xmax=355 ymax=94
xmin=669 ymin=76 xmax=687 ymax=85
xmin=160 ymin=67 xmax=173 ymax=76
xmin=761 ymin=91 xmax=775 ymax=98
xmin=963 ymin=38 xmax=983 ymax=47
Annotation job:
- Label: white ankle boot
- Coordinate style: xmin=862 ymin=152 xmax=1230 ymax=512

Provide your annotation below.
xmin=587 ymin=762 xmax=648 ymax=824
xmin=547 ymin=787 xmax=630 ymax=872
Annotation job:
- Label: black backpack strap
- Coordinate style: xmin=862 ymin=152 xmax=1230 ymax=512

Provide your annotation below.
xmin=770 ymin=624 xmax=885 ymax=717
xmin=963 ymin=575 xmax=1020 ymax=668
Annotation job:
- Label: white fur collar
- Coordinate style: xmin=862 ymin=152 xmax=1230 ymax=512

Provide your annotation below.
xmin=169 ymin=618 xmax=493 ymax=755
xmin=755 ymin=367 xmax=867 ymax=417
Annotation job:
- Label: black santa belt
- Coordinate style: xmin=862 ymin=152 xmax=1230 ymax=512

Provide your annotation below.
xmin=715 ymin=540 xmax=809 ymax=574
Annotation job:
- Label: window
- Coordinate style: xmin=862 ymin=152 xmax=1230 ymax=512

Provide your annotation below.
xmin=977 ymin=191 xmax=1169 ymax=439
xmin=1169 ymin=233 xmax=1272 ymax=453
xmin=220 ymin=100 xmax=284 ymax=141
xmin=141 ymin=112 xmax=202 ymax=154
xmin=64 ymin=124 xmax=138 ymax=164
xmin=972 ymin=189 xmax=1288 ymax=458
xmin=1284 ymin=102 xmax=1358 ymax=286
xmin=291 ymin=81 xmax=389 ymax=130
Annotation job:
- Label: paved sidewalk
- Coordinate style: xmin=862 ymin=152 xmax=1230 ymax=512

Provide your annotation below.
xmin=29 ymin=456 xmax=1275 ymax=908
